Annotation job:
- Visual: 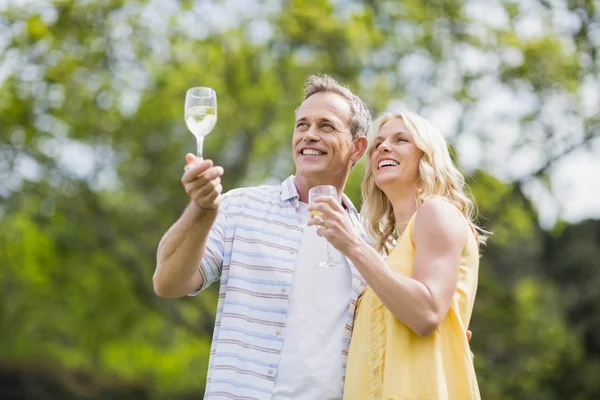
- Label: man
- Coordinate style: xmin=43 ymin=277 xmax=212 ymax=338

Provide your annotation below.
xmin=153 ymin=75 xmax=371 ymax=399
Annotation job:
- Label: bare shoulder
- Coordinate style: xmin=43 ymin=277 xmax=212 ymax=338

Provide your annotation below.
xmin=413 ymin=198 xmax=468 ymax=248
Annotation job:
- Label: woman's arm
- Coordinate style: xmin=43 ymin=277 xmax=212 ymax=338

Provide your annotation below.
xmin=310 ymin=197 xmax=467 ymax=336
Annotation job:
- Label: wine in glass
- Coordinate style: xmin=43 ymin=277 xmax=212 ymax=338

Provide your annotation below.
xmin=308 ymin=185 xmax=343 ymax=269
xmin=184 ymin=87 xmax=217 ymax=159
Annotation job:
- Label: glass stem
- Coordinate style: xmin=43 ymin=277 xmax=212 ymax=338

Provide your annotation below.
xmin=196 ymin=137 xmax=204 ymax=159
xmin=326 ymin=242 xmax=334 ymax=264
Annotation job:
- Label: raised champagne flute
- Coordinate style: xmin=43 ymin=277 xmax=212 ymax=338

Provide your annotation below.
xmin=184 ymin=87 xmax=217 ymax=159
xmin=309 ymin=185 xmax=343 ymax=269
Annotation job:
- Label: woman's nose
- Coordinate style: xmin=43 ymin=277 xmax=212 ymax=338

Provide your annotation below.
xmin=378 ymin=142 xmax=390 ymax=152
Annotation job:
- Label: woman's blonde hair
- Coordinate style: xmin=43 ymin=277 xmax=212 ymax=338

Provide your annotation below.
xmin=361 ymin=110 xmax=488 ymax=255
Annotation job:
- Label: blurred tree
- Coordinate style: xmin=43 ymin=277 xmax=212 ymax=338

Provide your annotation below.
xmin=1 ymin=0 xmax=599 ymax=398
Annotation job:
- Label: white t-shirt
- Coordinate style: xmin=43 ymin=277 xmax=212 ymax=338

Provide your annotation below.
xmin=272 ymin=202 xmax=353 ymax=400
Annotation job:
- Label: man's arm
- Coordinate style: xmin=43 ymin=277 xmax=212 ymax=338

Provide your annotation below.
xmin=153 ymin=155 xmax=224 ymax=298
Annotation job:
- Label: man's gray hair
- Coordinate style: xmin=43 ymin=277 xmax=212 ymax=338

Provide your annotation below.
xmin=302 ymin=74 xmax=372 ymax=139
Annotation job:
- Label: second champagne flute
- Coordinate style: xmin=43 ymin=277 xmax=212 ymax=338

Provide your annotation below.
xmin=309 ymin=185 xmax=343 ymax=269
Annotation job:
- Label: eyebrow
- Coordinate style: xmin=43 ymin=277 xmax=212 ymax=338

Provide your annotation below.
xmin=375 ymin=131 xmax=409 ymax=140
xmin=295 ymin=116 xmax=340 ymax=125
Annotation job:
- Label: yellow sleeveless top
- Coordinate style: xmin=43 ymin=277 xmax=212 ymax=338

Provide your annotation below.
xmin=343 ymin=209 xmax=481 ymax=400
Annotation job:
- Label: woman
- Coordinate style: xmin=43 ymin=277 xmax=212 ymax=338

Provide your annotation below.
xmin=308 ymin=110 xmax=487 ymax=399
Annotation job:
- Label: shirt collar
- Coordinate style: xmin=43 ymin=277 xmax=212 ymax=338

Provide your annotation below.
xmin=281 ymin=175 xmax=300 ymax=202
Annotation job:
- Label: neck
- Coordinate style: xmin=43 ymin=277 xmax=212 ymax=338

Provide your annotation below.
xmin=293 ymin=174 xmax=346 ymax=203
xmin=384 ymin=186 xmax=419 ymax=231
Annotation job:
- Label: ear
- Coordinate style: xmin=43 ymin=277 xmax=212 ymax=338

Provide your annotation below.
xmin=351 ymin=136 xmax=369 ymax=163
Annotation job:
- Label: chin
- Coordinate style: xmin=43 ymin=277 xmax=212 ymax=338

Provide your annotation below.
xmin=296 ymin=165 xmax=327 ymax=178
xmin=374 ymin=173 xmax=397 ymax=188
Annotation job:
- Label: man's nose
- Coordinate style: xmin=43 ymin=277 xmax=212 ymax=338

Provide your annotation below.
xmin=304 ymin=126 xmax=320 ymax=141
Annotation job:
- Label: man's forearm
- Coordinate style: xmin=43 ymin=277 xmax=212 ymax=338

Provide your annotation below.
xmin=153 ymin=203 xmax=218 ymax=298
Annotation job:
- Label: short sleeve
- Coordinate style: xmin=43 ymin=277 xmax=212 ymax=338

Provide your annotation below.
xmin=187 ymin=196 xmax=229 ymax=295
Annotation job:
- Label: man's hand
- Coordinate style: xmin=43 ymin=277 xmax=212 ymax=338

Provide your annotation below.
xmin=182 ymin=154 xmax=224 ymax=211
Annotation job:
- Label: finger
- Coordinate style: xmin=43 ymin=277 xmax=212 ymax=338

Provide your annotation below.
xmin=311 ymin=194 xmax=334 ymax=204
xmin=193 ymin=184 xmax=223 ymax=205
xmin=182 ymin=158 xmax=213 ymax=179
xmin=185 ymin=153 xmax=199 ymax=164
xmin=314 ymin=195 xmax=344 ymax=211
xmin=198 ymin=166 xmax=224 ymax=182
xmin=312 ymin=208 xmax=337 ymax=225
xmin=185 ymin=175 xmax=222 ymax=194
xmin=315 ymin=226 xmax=328 ymax=237
xmin=184 ymin=153 xmax=199 ymax=172
xmin=182 ymin=163 xmax=222 ymax=184
xmin=307 ymin=202 xmax=329 ymax=216
xmin=182 ymin=160 xmax=213 ymax=182
xmin=466 ymin=330 xmax=472 ymax=342
xmin=306 ymin=216 xmax=325 ymax=227
xmin=197 ymin=180 xmax=223 ymax=199
xmin=188 ymin=177 xmax=222 ymax=199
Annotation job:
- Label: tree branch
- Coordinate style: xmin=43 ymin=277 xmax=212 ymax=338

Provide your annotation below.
xmin=515 ymin=123 xmax=599 ymax=185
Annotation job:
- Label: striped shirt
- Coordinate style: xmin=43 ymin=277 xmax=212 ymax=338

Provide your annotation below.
xmin=192 ymin=175 xmax=367 ymax=399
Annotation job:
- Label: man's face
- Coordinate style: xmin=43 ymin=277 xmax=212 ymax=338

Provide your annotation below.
xmin=292 ymin=92 xmax=358 ymax=183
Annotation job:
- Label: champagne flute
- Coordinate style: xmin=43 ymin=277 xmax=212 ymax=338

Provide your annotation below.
xmin=309 ymin=185 xmax=343 ymax=269
xmin=184 ymin=87 xmax=217 ymax=159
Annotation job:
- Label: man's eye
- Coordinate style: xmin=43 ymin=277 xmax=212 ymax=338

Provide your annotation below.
xmin=321 ymin=123 xmax=332 ymax=129
xmin=297 ymin=122 xmax=308 ymax=128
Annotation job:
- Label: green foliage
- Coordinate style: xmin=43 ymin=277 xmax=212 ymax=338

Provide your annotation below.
xmin=1 ymin=0 xmax=599 ymax=398
xmin=472 ymin=273 xmax=582 ymax=399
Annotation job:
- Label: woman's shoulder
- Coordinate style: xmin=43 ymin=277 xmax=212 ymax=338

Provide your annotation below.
xmin=416 ymin=197 xmax=463 ymax=223
xmin=413 ymin=197 xmax=469 ymax=245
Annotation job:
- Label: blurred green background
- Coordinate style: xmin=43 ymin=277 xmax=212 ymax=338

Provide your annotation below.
xmin=1 ymin=0 xmax=599 ymax=399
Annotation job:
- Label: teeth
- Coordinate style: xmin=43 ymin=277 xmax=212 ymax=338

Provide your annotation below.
xmin=378 ymin=160 xmax=399 ymax=169
xmin=302 ymin=149 xmax=325 ymax=156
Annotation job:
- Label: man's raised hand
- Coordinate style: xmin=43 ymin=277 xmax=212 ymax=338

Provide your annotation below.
xmin=181 ymin=153 xmax=224 ymax=211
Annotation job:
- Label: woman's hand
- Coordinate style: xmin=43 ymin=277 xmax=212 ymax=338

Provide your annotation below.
xmin=307 ymin=196 xmax=362 ymax=256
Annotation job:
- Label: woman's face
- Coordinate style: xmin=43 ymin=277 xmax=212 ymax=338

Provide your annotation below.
xmin=370 ymin=118 xmax=424 ymax=195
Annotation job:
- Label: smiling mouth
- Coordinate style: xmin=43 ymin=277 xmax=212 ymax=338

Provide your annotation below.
xmin=301 ymin=149 xmax=326 ymax=156
xmin=377 ymin=160 xmax=399 ymax=169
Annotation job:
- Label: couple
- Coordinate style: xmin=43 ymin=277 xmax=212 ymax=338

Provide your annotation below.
xmin=153 ymin=75 xmax=485 ymax=399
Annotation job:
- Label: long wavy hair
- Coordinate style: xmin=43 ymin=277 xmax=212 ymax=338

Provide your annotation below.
xmin=361 ymin=110 xmax=488 ymax=255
